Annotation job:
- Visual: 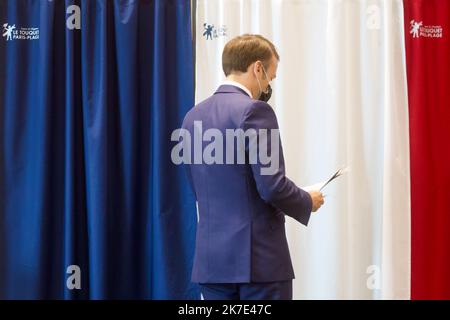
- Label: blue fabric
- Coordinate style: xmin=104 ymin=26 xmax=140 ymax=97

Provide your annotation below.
xmin=181 ymin=85 xmax=313 ymax=284
xmin=0 ymin=0 xmax=199 ymax=299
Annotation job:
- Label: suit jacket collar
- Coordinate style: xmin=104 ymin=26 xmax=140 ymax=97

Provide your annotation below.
xmin=214 ymin=84 xmax=253 ymax=98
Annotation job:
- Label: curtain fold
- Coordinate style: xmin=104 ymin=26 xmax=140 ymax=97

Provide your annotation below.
xmin=0 ymin=0 xmax=199 ymax=299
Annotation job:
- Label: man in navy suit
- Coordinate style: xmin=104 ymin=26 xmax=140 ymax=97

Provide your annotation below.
xmin=181 ymin=34 xmax=324 ymax=300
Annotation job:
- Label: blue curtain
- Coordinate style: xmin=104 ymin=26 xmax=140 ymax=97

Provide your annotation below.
xmin=0 ymin=0 xmax=199 ymax=299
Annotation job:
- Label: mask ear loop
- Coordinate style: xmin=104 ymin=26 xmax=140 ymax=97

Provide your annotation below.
xmin=261 ymin=65 xmax=271 ymax=94
xmin=254 ymin=62 xmax=264 ymax=98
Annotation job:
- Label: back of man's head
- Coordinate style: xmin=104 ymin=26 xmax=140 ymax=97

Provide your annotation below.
xmin=222 ymin=34 xmax=279 ymax=76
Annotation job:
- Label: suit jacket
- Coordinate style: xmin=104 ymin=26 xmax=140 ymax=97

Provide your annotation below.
xmin=182 ymin=85 xmax=312 ymax=283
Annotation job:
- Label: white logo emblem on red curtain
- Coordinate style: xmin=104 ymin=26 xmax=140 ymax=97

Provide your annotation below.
xmin=410 ymin=20 xmax=422 ymax=38
xmin=410 ymin=19 xmax=443 ymax=38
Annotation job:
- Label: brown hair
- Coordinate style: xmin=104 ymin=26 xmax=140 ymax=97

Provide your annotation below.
xmin=222 ymin=34 xmax=279 ymax=76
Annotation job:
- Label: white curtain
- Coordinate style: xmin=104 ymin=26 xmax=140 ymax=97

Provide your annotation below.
xmin=195 ymin=0 xmax=410 ymax=299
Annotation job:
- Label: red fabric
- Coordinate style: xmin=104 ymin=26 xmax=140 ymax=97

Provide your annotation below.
xmin=404 ymin=0 xmax=450 ymax=299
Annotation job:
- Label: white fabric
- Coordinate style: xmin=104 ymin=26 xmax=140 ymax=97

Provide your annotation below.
xmin=195 ymin=0 xmax=410 ymax=299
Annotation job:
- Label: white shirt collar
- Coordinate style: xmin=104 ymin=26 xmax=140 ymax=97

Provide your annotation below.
xmin=222 ymin=80 xmax=253 ymax=99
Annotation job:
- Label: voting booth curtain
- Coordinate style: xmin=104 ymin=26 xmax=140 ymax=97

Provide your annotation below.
xmin=1 ymin=0 xmax=450 ymax=300
xmin=0 ymin=0 xmax=199 ymax=299
xmin=404 ymin=0 xmax=450 ymax=300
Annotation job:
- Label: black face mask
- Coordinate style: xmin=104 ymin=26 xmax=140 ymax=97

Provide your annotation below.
xmin=258 ymin=84 xmax=272 ymax=102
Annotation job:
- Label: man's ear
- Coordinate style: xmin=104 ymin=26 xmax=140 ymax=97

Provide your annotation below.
xmin=250 ymin=61 xmax=259 ymax=76
xmin=253 ymin=61 xmax=265 ymax=77
xmin=254 ymin=61 xmax=262 ymax=72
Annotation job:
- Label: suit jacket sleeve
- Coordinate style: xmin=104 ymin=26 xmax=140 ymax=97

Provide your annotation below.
xmin=241 ymin=101 xmax=313 ymax=226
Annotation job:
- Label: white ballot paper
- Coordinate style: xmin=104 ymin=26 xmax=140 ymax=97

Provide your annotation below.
xmin=302 ymin=166 xmax=349 ymax=192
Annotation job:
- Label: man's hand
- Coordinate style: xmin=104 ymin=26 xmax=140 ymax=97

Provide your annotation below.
xmin=308 ymin=190 xmax=324 ymax=212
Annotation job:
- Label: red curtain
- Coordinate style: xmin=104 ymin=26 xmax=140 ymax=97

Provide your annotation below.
xmin=404 ymin=0 xmax=450 ymax=299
